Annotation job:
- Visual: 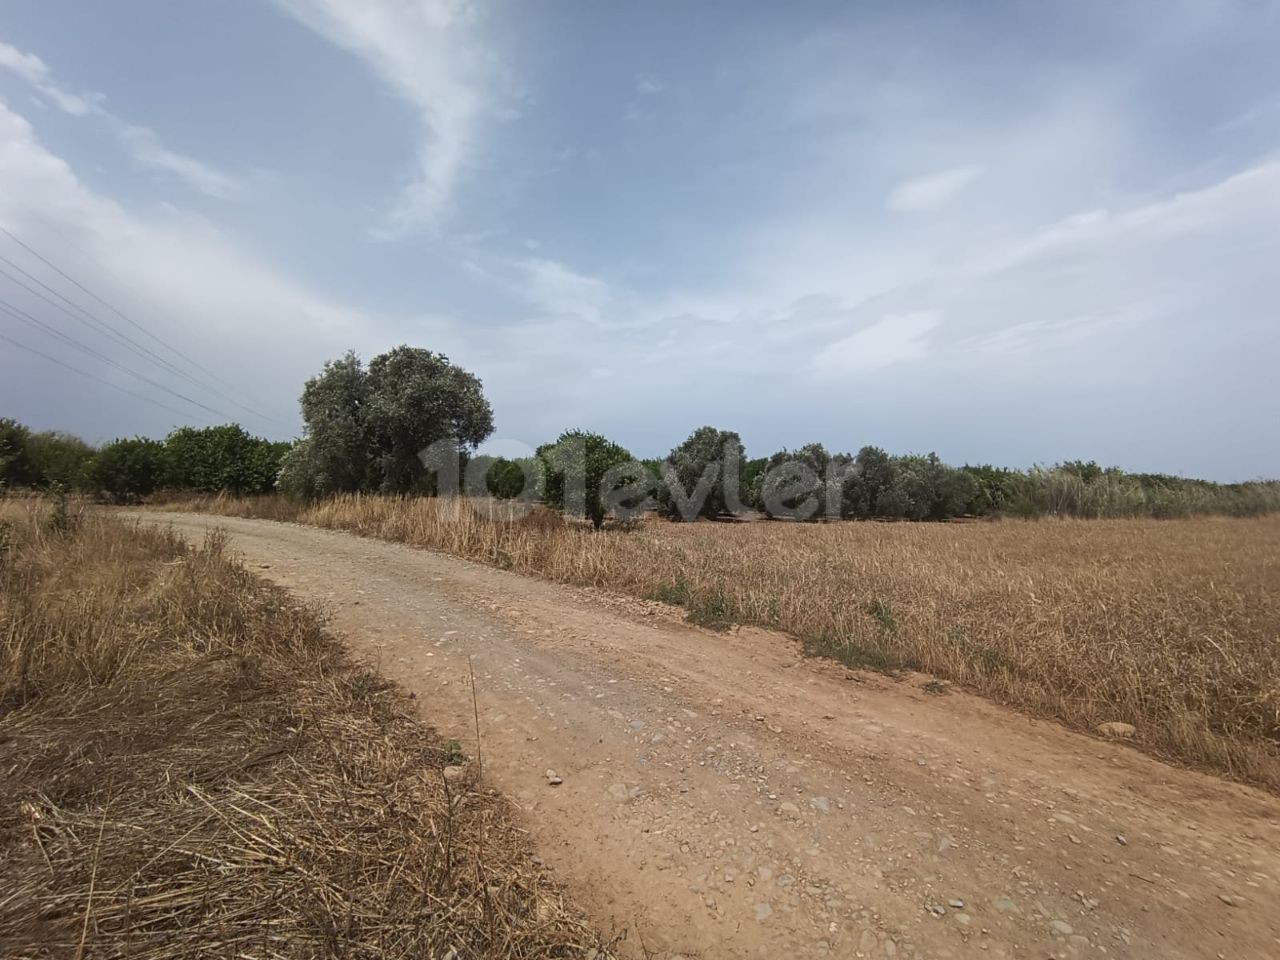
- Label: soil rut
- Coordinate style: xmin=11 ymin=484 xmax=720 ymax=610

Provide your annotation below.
xmin=138 ymin=512 xmax=1280 ymax=960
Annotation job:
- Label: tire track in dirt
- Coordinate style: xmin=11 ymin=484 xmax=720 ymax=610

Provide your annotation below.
xmin=138 ymin=512 xmax=1280 ymax=960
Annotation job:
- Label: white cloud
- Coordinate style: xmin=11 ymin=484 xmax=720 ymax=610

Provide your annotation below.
xmin=273 ymin=0 xmax=496 ymax=234
xmin=116 ymin=124 xmax=241 ymax=199
xmin=0 ymin=39 xmax=93 ymax=115
xmin=519 ymin=257 xmax=612 ymax=326
xmin=0 ymin=37 xmax=241 ymax=198
xmin=812 ymin=310 xmax=942 ymax=375
xmin=0 ymin=100 xmax=383 ymax=435
xmin=887 ymin=165 xmax=983 ymax=213
xmin=635 ymin=75 xmax=664 ymax=96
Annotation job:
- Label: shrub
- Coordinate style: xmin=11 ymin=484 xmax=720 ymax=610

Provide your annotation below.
xmin=0 ymin=419 xmax=35 ymax=491
xmin=88 ymin=437 xmax=167 ymax=501
xmin=25 ymin=431 xmax=95 ymax=491
xmin=164 ymin=425 xmax=287 ymax=495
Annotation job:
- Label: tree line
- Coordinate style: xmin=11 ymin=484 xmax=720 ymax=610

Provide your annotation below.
xmin=4 ymin=344 xmax=1278 ymax=521
xmin=1 ymin=419 xmax=287 ymax=501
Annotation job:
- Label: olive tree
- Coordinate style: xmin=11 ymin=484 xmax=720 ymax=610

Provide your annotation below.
xmin=363 ymin=346 xmax=494 ymax=493
xmin=284 ymin=347 xmax=494 ymax=498
xmin=538 ymin=430 xmax=642 ymax=529
xmin=659 ymin=426 xmax=746 ymax=520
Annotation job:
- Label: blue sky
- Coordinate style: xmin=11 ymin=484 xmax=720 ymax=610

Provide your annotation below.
xmin=0 ymin=0 xmax=1277 ymax=479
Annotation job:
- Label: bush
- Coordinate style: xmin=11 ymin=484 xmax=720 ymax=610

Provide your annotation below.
xmin=88 ymin=438 xmax=167 ymax=501
xmin=25 ymin=431 xmax=95 ymax=491
xmin=0 ymin=419 xmax=36 ymax=491
xmin=164 ymin=425 xmax=287 ymax=496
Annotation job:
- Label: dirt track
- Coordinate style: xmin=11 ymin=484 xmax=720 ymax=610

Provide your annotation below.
xmin=139 ymin=512 xmax=1280 ymax=960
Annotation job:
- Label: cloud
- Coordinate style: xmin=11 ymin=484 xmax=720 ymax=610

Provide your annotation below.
xmin=518 ymin=258 xmax=613 ymax=326
xmin=635 ymin=75 xmax=664 ymax=96
xmin=0 ymin=39 xmax=94 ymax=115
xmin=0 ymin=99 xmax=387 ymax=437
xmin=273 ymin=0 xmax=496 ymax=234
xmin=0 ymin=37 xmax=241 ymax=198
xmin=116 ymin=125 xmax=241 ymax=199
xmin=812 ymin=310 xmax=942 ymax=375
xmin=887 ymin=165 xmax=983 ymax=213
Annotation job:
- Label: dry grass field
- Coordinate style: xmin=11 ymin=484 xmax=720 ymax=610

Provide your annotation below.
xmin=162 ymin=493 xmax=1280 ymax=792
xmin=0 ymin=500 xmax=606 ymax=958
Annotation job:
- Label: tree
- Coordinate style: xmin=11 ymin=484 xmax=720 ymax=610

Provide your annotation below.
xmin=363 ymin=347 xmax=495 ymax=493
xmin=0 ymin=418 xmax=36 ymax=490
xmin=752 ymin=443 xmax=852 ymax=520
xmin=297 ymin=351 xmax=372 ymax=495
xmin=854 ymin=446 xmax=897 ymax=518
xmin=287 ymin=347 xmax=495 ymax=497
xmin=25 ymin=430 xmax=95 ymax=490
xmin=659 ymin=426 xmax=746 ymax=520
xmin=88 ymin=438 xmax=166 ymax=501
xmin=538 ymin=430 xmax=640 ymax=529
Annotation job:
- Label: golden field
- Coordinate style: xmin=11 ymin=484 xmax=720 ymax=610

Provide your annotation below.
xmin=157 ymin=493 xmax=1280 ymax=791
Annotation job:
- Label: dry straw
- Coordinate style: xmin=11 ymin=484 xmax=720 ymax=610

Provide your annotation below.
xmin=0 ymin=504 xmax=609 ymax=958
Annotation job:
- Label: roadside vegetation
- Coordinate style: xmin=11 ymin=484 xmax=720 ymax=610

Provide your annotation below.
xmin=0 ymin=501 xmax=606 ymax=958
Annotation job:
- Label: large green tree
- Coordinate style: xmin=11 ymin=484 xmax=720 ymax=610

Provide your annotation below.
xmin=363 ymin=346 xmax=494 ymax=492
xmin=659 ymin=426 xmax=746 ymax=520
xmin=282 ymin=347 xmax=494 ymax=498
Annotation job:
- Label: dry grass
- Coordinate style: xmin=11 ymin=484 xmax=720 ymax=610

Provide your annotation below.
xmin=156 ymin=493 xmax=1280 ymax=792
xmin=0 ymin=500 xmax=608 ymax=958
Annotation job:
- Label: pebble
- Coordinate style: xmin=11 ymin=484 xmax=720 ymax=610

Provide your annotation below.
xmin=545 ymin=769 xmax=563 ymax=786
xmin=755 ymin=902 xmax=773 ymax=922
xmin=1050 ymin=920 xmax=1074 ymax=937
xmin=929 ymin=904 xmax=947 ymax=916
xmin=948 ymin=899 xmax=964 ymax=909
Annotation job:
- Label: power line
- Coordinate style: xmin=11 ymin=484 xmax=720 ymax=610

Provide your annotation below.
xmin=0 ymin=293 xmax=244 ymax=423
xmin=0 ymin=254 xmax=287 ymax=429
xmin=0 ymin=329 xmax=212 ymax=424
xmin=0 ymin=258 xmax=201 ymax=387
xmin=0 ymin=222 xmax=292 ymax=427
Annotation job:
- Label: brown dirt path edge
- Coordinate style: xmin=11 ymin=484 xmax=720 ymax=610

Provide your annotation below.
xmin=132 ymin=512 xmax=1280 ymax=960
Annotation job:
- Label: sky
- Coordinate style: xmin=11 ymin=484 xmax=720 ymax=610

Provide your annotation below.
xmin=0 ymin=0 xmax=1277 ymax=480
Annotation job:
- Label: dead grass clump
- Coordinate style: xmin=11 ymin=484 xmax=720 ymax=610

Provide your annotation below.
xmin=0 ymin=507 xmax=606 ymax=958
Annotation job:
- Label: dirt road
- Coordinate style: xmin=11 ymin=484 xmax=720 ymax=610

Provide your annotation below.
xmin=139 ymin=512 xmax=1280 ymax=960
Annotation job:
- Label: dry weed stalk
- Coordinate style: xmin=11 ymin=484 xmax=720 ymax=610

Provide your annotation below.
xmin=0 ymin=505 xmax=608 ymax=958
